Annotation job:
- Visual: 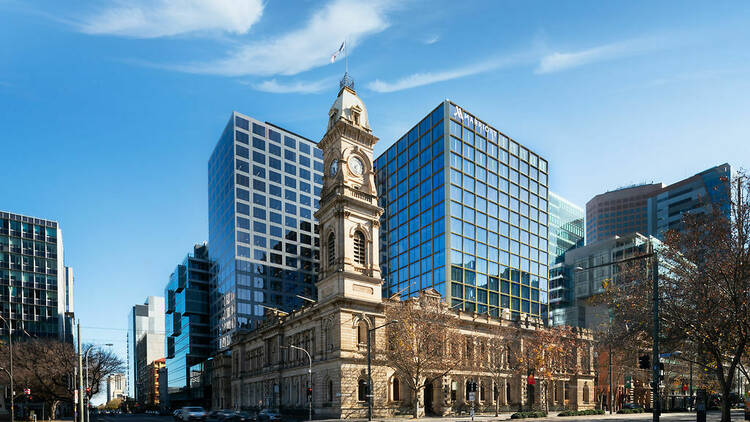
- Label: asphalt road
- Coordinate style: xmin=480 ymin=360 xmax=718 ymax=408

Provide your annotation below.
xmin=91 ymin=410 xmax=749 ymax=422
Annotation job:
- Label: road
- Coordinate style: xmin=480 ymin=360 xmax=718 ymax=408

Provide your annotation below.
xmin=91 ymin=410 xmax=749 ymax=422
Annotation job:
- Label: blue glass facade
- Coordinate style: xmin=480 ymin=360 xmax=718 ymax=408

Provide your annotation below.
xmin=208 ymin=112 xmax=324 ymax=350
xmin=164 ymin=243 xmax=211 ymax=405
xmin=375 ymin=101 xmax=550 ymax=318
xmin=547 ymin=192 xmax=584 ymax=326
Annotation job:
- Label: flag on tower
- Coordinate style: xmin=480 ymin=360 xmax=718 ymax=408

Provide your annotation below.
xmin=330 ymin=41 xmax=345 ymax=63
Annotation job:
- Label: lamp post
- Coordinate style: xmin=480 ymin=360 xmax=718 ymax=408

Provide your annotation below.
xmin=282 ymin=345 xmax=312 ymax=422
xmin=84 ymin=343 xmax=113 ymax=422
xmin=0 ymin=315 xmax=13 ymax=422
xmin=367 ymin=320 xmax=398 ymax=421
xmin=574 ymin=245 xmax=660 ymax=421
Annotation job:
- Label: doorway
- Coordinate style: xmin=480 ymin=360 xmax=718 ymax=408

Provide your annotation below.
xmin=424 ymin=381 xmax=434 ymax=415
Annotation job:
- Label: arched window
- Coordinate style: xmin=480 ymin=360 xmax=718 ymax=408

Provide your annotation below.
xmin=353 ymin=231 xmax=366 ymax=265
xmin=358 ymin=379 xmax=368 ymax=402
xmin=392 ymin=378 xmax=400 ymax=401
xmin=327 ymin=232 xmax=335 ymax=266
xmin=583 ymin=383 xmax=590 ymax=403
xmin=357 ymin=321 xmax=368 ymax=344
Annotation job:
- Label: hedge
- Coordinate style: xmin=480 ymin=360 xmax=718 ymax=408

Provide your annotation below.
xmin=617 ymin=408 xmax=645 ymax=414
xmin=510 ymin=411 xmax=548 ymax=419
xmin=558 ymin=409 xmax=605 ymax=416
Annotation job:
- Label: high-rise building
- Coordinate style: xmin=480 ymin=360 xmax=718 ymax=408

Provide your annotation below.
xmin=562 ymin=232 xmax=659 ymax=329
xmin=648 ymin=163 xmax=731 ymax=239
xmin=164 ymin=243 xmax=211 ymax=407
xmin=128 ymin=296 xmax=165 ymax=402
xmin=375 ymin=101 xmax=551 ymax=319
xmin=0 ymin=211 xmax=74 ymax=340
xmin=208 ymin=112 xmax=324 ymax=350
xmin=106 ymin=373 xmax=126 ymax=403
xmin=585 ymin=184 xmax=662 ymax=244
xmin=547 ymin=192 xmax=585 ymax=326
xmin=586 ymin=164 xmax=731 ymax=244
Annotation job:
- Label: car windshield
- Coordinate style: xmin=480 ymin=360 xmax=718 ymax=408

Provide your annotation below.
xmin=185 ymin=408 xmax=204 ymax=412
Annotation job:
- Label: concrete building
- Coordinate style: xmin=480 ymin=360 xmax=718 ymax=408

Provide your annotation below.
xmin=547 ymin=193 xmax=585 ymax=327
xmin=0 ymin=211 xmax=75 ymax=341
xmin=128 ymin=296 xmax=165 ymax=402
xmin=217 ymin=79 xmax=595 ymax=418
xmin=585 ymin=184 xmax=662 ymax=244
xmin=586 ymin=164 xmax=731 ymax=244
xmin=208 ymin=110 xmax=324 ymax=350
xmin=107 ymin=373 xmax=126 ymax=403
xmin=164 ymin=243 xmax=212 ymax=408
xmin=561 ymin=233 xmax=659 ymax=330
xmin=375 ymin=100 xmax=551 ymax=320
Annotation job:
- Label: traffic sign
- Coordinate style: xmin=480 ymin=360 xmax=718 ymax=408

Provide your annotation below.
xmin=468 ymin=392 xmax=475 ymax=401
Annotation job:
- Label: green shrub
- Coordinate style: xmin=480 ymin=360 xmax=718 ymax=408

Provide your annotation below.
xmin=558 ymin=409 xmax=605 ymax=416
xmin=510 ymin=411 xmax=548 ymax=419
xmin=617 ymin=408 xmax=645 ymax=414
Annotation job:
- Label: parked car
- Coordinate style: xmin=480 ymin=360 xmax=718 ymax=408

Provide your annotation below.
xmin=622 ymin=403 xmax=644 ymax=410
xmin=227 ymin=411 xmax=255 ymax=422
xmin=180 ymin=407 xmax=207 ymax=421
xmin=173 ymin=409 xmax=183 ymax=421
xmin=255 ymin=409 xmax=281 ymax=422
xmin=206 ymin=409 xmax=235 ymax=422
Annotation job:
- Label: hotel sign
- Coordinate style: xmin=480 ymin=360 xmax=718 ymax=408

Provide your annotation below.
xmin=452 ymin=105 xmax=495 ymax=141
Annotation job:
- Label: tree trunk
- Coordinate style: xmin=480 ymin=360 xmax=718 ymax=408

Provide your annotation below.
xmin=495 ymin=390 xmax=500 ymax=416
xmin=720 ymin=382 xmax=732 ymax=422
xmin=413 ymin=387 xmax=420 ymax=419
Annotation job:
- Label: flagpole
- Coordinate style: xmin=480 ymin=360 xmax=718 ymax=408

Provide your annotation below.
xmin=345 ymin=38 xmax=349 ymax=75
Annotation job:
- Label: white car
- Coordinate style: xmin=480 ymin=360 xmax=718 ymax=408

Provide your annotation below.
xmin=180 ymin=407 xmax=207 ymax=421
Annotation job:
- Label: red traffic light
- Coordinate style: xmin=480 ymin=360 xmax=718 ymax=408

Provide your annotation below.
xmin=86 ymin=387 xmax=91 ymax=393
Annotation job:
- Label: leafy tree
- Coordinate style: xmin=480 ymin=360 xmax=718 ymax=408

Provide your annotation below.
xmin=606 ymin=171 xmax=749 ymax=422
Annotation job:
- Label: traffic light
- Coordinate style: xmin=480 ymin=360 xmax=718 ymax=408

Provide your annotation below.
xmin=638 ymin=354 xmax=650 ymax=369
xmin=658 ymin=362 xmax=665 ymax=382
xmin=306 ymin=387 xmax=312 ymax=399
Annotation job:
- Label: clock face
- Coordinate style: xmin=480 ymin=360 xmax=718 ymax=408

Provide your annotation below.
xmin=349 ymin=156 xmax=364 ymax=176
xmin=329 ymin=160 xmax=338 ymax=176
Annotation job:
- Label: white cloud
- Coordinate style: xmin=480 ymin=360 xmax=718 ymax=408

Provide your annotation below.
xmin=248 ymin=77 xmax=337 ymax=94
xmin=78 ymin=0 xmax=263 ymax=38
xmin=423 ymin=34 xmax=440 ymax=45
xmin=177 ymin=0 xmax=392 ymax=76
xmin=368 ymin=54 xmax=531 ymax=93
xmin=536 ymin=38 xmax=663 ymax=74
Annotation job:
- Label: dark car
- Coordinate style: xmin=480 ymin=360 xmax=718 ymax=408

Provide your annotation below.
xmin=255 ymin=409 xmax=281 ymax=422
xmin=207 ymin=410 xmax=235 ymax=422
xmin=623 ymin=403 xmax=644 ymax=410
xmin=226 ymin=411 xmax=255 ymax=422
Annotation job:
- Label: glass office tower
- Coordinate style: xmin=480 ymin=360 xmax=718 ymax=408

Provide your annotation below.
xmin=547 ymin=192 xmax=585 ymax=326
xmin=375 ymin=101 xmax=550 ymax=318
xmin=164 ymin=243 xmax=211 ymax=407
xmin=0 ymin=211 xmax=73 ymax=340
xmin=208 ymin=112 xmax=324 ymax=350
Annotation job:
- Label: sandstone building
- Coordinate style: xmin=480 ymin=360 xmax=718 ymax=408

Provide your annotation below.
xmin=215 ymin=79 xmax=596 ymax=418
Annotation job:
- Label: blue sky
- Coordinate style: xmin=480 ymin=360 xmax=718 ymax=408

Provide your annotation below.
xmin=2 ymin=0 xmax=749 ymax=400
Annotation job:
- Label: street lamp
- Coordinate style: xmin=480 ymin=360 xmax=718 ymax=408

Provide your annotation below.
xmin=367 ymin=320 xmax=398 ymax=421
xmin=574 ymin=244 xmax=660 ymax=422
xmin=84 ymin=343 xmax=113 ymax=422
xmin=281 ymin=345 xmax=312 ymax=422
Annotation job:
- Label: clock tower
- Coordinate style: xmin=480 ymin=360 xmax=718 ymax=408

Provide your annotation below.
xmin=314 ymin=79 xmax=383 ymax=304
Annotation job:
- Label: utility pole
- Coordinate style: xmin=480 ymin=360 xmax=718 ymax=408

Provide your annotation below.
xmin=651 ymin=251 xmax=660 ymax=422
xmin=0 ymin=314 xmax=14 ymax=422
xmin=609 ymin=344 xmax=613 ymax=414
xmin=77 ymin=321 xmax=84 ymax=422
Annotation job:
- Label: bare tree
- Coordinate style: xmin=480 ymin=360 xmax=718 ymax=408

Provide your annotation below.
xmin=384 ymin=291 xmax=461 ymax=418
xmin=607 ymin=171 xmax=749 ymax=422
xmin=511 ymin=324 xmax=578 ymax=414
xmin=486 ymin=323 xmax=515 ymax=416
xmin=0 ymin=339 xmax=124 ymax=418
